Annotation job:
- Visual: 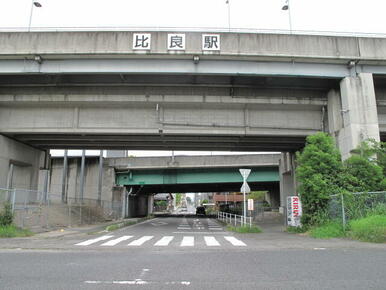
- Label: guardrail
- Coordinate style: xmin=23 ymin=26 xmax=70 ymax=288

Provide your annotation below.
xmin=217 ymin=211 xmax=252 ymax=227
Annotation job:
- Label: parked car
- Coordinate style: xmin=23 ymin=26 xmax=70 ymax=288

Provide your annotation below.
xmin=196 ymin=206 xmax=206 ymax=216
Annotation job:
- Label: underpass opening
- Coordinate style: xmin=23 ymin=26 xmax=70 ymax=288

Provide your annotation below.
xmin=116 ymin=166 xmax=280 ymax=220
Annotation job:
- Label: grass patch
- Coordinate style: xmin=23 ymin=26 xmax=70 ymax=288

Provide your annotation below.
xmin=287 ymin=226 xmax=307 ymax=234
xmin=0 ymin=225 xmax=33 ymax=238
xmin=349 ymin=215 xmax=386 ymax=243
xmin=105 ymin=217 xmax=152 ymax=232
xmin=105 ymin=224 xmax=120 ymax=232
xmin=226 ymin=225 xmax=262 ymax=233
xmin=309 ymin=221 xmax=345 ymax=239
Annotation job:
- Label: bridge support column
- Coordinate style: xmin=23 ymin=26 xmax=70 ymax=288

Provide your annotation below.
xmin=279 ymin=152 xmax=297 ymax=217
xmin=147 ymin=195 xmax=154 ymax=215
xmin=0 ymin=135 xmax=44 ymax=191
xmin=328 ymin=73 xmax=380 ymax=160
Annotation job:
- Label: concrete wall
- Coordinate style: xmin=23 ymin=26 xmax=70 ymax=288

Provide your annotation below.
xmin=49 ymin=157 xmax=115 ymax=201
xmin=0 ymin=135 xmax=44 ymax=190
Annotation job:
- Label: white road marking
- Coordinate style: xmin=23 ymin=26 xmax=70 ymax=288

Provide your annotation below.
xmin=204 ymin=236 xmax=220 ymax=246
xmin=85 ymin=280 xmax=148 ymax=285
xmin=224 ymin=236 xmax=246 ymax=246
xmin=173 ymin=231 xmax=227 ymax=234
xmin=154 ymin=236 xmax=174 ymax=246
xmin=85 ymin=280 xmax=190 ymax=286
xmin=101 ymin=236 xmax=133 ymax=246
xmin=180 ymin=236 xmax=194 ymax=247
xmin=75 ymin=235 xmax=114 ymax=246
xmin=128 ymin=236 xmax=154 ymax=246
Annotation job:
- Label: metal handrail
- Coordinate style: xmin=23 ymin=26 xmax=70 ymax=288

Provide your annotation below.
xmin=217 ymin=211 xmax=252 ymax=227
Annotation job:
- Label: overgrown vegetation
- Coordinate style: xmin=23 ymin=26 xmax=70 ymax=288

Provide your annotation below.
xmin=105 ymin=215 xmax=154 ymax=232
xmin=296 ymin=132 xmax=344 ymax=226
xmin=226 ymin=225 xmax=262 ymax=233
xmin=295 ymin=134 xmax=386 ymax=243
xmin=309 ymin=221 xmax=345 ymax=239
xmin=0 ymin=203 xmax=14 ymax=226
xmin=0 ymin=225 xmax=33 ymax=238
xmin=349 ymin=215 xmax=386 ymax=243
xmin=296 ymin=134 xmax=386 ymax=228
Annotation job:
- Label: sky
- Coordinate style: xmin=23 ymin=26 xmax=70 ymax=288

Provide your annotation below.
xmin=3 ymin=0 xmax=384 ymax=157
xmin=1 ymin=0 xmax=386 ymax=35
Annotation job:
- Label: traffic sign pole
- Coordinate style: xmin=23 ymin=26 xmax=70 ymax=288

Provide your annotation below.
xmin=239 ymin=169 xmax=251 ymax=226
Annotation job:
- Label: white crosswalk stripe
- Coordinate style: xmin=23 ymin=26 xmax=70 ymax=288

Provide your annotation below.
xmin=75 ymin=235 xmax=246 ymax=248
xmin=128 ymin=236 xmax=154 ymax=246
xmin=180 ymin=236 xmax=194 ymax=247
xmin=154 ymin=236 xmax=174 ymax=246
xmin=204 ymin=236 xmax=220 ymax=246
xmin=224 ymin=236 xmax=246 ymax=246
xmin=75 ymin=235 xmax=114 ymax=246
xmin=101 ymin=236 xmax=133 ymax=246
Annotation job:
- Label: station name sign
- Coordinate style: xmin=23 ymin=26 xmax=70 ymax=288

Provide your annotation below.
xmin=132 ymin=33 xmax=221 ymax=51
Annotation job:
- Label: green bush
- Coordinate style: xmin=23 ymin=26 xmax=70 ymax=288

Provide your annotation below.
xmin=309 ymin=221 xmax=345 ymax=239
xmin=0 ymin=203 xmax=13 ymax=226
xmin=349 ymin=215 xmax=386 ymax=243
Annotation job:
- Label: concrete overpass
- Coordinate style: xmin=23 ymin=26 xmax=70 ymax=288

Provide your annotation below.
xmin=1 ymin=30 xmax=386 ymax=214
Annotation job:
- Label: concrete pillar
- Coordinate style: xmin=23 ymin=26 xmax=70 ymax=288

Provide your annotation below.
xmin=279 ymin=152 xmax=297 ymax=214
xmin=147 ymin=195 xmax=154 ymax=215
xmin=61 ymin=150 xmax=68 ymax=202
xmin=328 ymin=73 xmax=380 ymax=160
xmin=97 ymin=150 xmax=103 ymax=205
xmin=79 ymin=150 xmax=86 ymax=202
xmin=137 ymin=195 xmax=148 ymax=216
xmin=6 ymin=163 xmax=14 ymax=189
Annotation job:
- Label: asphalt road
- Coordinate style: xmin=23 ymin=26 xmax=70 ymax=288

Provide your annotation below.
xmin=0 ymin=217 xmax=385 ymax=289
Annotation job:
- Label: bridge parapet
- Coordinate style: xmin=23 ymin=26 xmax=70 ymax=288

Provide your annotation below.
xmin=110 ymin=154 xmax=280 ymax=170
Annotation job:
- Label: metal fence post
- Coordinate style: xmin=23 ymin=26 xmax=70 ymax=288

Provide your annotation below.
xmin=341 ymin=193 xmax=346 ymax=230
xmin=11 ymin=189 xmax=16 ymax=213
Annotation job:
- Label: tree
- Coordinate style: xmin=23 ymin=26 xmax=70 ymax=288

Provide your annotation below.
xmin=296 ymin=132 xmax=344 ymax=226
xmin=201 ymin=199 xmax=209 ymax=205
xmin=343 ymin=155 xmax=384 ymax=192
xmin=350 ymin=139 xmax=386 ymax=177
xmin=248 ymin=191 xmax=266 ymax=201
xmin=175 ymin=193 xmax=182 ymax=206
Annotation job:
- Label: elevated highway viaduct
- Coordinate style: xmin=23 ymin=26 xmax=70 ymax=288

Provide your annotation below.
xmin=0 ymin=31 xmax=386 ymax=214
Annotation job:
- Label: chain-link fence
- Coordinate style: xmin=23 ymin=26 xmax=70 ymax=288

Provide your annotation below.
xmin=329 ymin=191 xmax=386 ymax=226
xmin=0 ymin=188 xmax=123 ymax=232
